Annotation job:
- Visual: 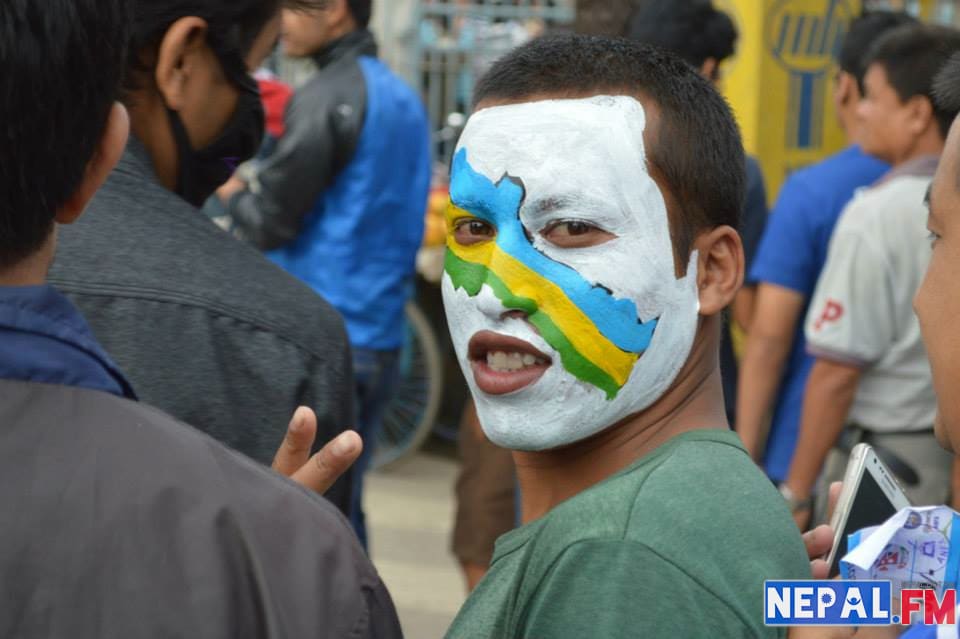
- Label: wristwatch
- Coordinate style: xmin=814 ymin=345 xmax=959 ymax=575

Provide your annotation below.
xmin=778 ymin=484 xmax=813 ymax=513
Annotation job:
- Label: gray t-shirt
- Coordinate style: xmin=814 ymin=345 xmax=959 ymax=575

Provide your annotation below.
xmin=49 ymin=139 xmax=354 ymax=511
xmin=805 ymin=161 xmax=937 ymax=432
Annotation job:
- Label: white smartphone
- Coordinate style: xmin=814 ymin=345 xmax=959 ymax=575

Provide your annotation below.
xmin=825 ymin=443 xmax=911 ymax=577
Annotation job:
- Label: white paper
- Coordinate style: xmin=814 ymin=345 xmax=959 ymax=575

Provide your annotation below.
xmin=841 ymin=506 xmax=959 ymax=594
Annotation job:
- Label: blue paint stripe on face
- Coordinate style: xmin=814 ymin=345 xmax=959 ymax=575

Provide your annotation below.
xmin=450 ymin=148 xmax=657 ymax=354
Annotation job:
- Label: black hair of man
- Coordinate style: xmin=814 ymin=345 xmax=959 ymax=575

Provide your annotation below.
xmin=933 ymin=53 xmax=960 ymax=186
xmin=0 ymin=0 xmax=130 ymax=270
xmin=126 ymin=0 xmax=322 ymax=93
xmin=574 ymin=0 xmax=641 ymax=37
xmin=473 ymin=33 xmax=745 ymax=268
xmin=863 ymin=23 xmax=960 ymax=139
xmin=838 ymin=11 xmax=917 ymax=95
xmin=626 ymin=0 xmax=737 ymax=70
xmin=934 ymin=52 xmax=960 ymax=116
xmin=346 ymin=0 xmax=372 ymax=29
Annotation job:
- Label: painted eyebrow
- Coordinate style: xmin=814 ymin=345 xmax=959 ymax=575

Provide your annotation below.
xmin=526 ymin=195 xmax=615 ymax=217
xmin=526 ymin=196 xmax=575 ymax=215
xmin=924 ymin=185 xmax=931 ymax=208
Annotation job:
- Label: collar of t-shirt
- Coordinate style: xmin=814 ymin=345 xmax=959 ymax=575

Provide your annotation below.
xmin=0 ymin=285 xmax=136 ymax=399
xmin=875 ymin=154 xmax=940 ymax=186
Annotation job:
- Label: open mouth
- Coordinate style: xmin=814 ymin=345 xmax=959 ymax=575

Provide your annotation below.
xmin=467 ymin=331 xmax=553 ymax=395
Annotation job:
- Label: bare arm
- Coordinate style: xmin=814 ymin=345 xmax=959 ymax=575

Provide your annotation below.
xmin=783 ymin=358 xmax=862 ymax=523
xmin=736 ymin=283 xmax=805 ymax=461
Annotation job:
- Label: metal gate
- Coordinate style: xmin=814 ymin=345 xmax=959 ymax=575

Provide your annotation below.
xmin=412 ymin=1 xmax=576 ymax=168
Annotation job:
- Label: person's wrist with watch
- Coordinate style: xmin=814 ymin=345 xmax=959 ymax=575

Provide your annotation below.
xmin=779 ymin=483 xmax=815 ymax=529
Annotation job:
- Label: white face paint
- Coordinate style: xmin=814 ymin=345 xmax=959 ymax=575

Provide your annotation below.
xmin=442 ymin=95 xmax=700 ymax=451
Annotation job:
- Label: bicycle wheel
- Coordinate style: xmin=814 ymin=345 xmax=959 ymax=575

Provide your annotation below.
xmin=372 ymin=302 xmax=444 ymax=470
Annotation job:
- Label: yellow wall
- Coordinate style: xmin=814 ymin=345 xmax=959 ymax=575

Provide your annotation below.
xmin=718 ymin=0 xmax=863 ymax=201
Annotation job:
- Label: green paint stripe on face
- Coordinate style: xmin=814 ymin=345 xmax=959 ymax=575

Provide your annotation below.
xmin=445 ymin=250 xmax=621 ymax=399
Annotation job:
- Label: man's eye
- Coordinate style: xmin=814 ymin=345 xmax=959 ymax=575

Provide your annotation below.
xmin=541 ymin=221 xmax=615 ymax=248
xmin=453 ymin=219 xmax=495 ymax=245
xmin=559 ymin=221 xmax=592 ymax=236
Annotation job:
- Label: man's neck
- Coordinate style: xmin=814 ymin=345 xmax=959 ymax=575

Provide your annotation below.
xmin=838 ymin=107 xmax=861 ymax=146
xmin=889 ymin=134 xmax=944 ymax=168
xmin=513 ymin=317 xmax=728 ymax=523
xmin=0 ymin=234 xmax=55 ymax=286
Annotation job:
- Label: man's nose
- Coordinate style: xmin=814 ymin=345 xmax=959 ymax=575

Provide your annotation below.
xmin=474 ymin=285 xmax=510 ymax=320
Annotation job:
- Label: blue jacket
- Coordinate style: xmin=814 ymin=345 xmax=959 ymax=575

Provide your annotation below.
xmin=228 ymin=30 xmax=431 ymax=351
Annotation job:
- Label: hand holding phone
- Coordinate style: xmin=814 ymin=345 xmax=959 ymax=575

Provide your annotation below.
xmin=825 ymin=443 xmax=911 ymax=577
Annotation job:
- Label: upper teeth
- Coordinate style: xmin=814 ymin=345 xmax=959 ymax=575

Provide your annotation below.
xmin=486 ymin=351 xmax=545 ymax=372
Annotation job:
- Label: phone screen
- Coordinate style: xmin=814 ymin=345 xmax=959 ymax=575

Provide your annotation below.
xmin=829 ymin=469 xmax=900 ymax=576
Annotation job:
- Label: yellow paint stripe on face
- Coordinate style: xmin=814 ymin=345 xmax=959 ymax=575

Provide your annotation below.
xmin=446 ymin=227 xmax=638 ymax=388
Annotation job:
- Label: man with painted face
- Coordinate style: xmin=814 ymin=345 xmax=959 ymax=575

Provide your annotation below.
xmin=442 ymin=34 xmax=809 ymax=639
xmin=47 ymin=0 xmax=355 ymax=507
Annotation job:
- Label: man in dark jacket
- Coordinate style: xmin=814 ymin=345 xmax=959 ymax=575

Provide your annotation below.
xmin=0 ymin=1 xmax=401 ymax=636
xmin=47 ymin=0 xmax=355 ymax=519
xmin=221 ymin=0 xmax=432 ymax=548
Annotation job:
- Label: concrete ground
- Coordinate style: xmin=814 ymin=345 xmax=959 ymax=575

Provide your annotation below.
xmin=366 ymin=447 xmax=466 ymax=639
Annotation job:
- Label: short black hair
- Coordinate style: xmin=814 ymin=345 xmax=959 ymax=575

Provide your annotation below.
xmin=934 ymin=53 xmax=960 ymax=184
xmin=126 ymin=0 xmax=294 ymax=93
xmin=863 ymin=23 xmax=960 ymax=139
xmin=0 ymin=0 xmax=130 ymax=269
xmin=626 ymin=0 xmax=737 ymax=70
xmin=934 ymin=53 xmax=960 ymax=115
xmin=838 ymin=11 xmax=917 ymax=95
xmin=346 ymin=0 xmax=372 ymax=29
xmin=574 ymin=0 xmax=640 ymax=37
xmin=473 ymin=34 xmax=745 ymax=267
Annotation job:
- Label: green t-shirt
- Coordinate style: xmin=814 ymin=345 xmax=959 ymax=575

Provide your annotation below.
xmin=445 ymin=429 xmax=810 ymax=639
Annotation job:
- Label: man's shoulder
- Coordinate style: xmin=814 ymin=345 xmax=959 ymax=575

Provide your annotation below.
xmin=797 ymin=146 xmax=886 ymax=183
xmin=0 ymin=379 xmax=388 ymax=637
xmin=780 ymin=147 xmax=886 ymax=206
xmin=358 ymin=56 xmax=422 ymax=103
xmin=622 ymin=432 xmax=809 ymax=586
xmin=625 ymin=430 xmax=792 ymax=526
xmin=514 ymin=432 xmax=805 ymax=637
xmin=0 ymin=379 xmax=352 ymax=535
xmin=20 ymin=380 xmax=260 ymax=466
xmin=538 ymin=431 xmax=797 ymax=546
xmin=296 ymin=55 xmax=365 ymax=109
xmin=541 ymin=430 xmax=805 ymax=573
xmin=53 ymin=175 xmax=348 ymax=357
xmin=836 ymin=173 xmax=930 ymax=234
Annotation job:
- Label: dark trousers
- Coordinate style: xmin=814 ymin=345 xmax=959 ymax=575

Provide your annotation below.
xmin=350 ymin=348 xmax=401 ymax=550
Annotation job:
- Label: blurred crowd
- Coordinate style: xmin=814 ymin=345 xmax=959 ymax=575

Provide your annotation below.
xmin=4 ymin=0 xmax=960 ymax=638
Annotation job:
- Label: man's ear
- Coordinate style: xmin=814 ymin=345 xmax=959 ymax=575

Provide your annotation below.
xmin=699 ymin=57 xmax=719 ymax=83
xmin=328 ymin=0 xmax=355 ymax=30
xmin=55 ymin=103 xmax=130 ymax=225
xmin=154 ymin=16 xmax=209 ymax=112
xmin=905 ymin=94 xmax=936 ymax=136
xmin=693 ymin=225 xmax=744 ymax=316
xmin=834 ymin=72 xmax=857 ymax=110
